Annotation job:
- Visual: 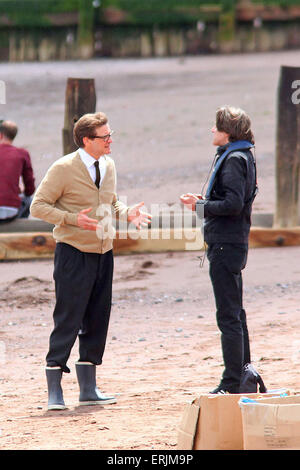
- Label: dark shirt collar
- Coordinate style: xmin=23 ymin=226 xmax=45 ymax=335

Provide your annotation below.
xmin=216 ymin=143 xmax=230 ymax=155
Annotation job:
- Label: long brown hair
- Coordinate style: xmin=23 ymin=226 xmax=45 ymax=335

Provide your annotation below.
xmin=216 ymin=106 xmax=255 ymax=144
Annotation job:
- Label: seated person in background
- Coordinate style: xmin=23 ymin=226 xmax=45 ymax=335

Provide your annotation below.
xmin=0 ymin=119 xmax=35 ymax=222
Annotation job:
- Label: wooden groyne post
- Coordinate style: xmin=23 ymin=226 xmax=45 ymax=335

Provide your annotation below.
xmin=274 ymin=66 xmax=300 ymax=228
xmin=62 ymin=77 xmax=96 ymax=155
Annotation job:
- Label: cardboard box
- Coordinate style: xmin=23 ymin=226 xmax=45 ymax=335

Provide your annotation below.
xmin=177 ymin=397 xmax=201 ymax=450
xmin=177 ymin=390 xmax=289 ymax=450
xmin=239 ymin=394 xmax=300 ymax=450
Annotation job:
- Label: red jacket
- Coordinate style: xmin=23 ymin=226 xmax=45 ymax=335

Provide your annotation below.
xmin=0 ymin=143 xmax=35 ymax=208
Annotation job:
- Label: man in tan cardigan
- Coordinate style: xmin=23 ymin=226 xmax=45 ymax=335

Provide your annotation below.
xmin=31 ymin=112 xmax=151 ymax=410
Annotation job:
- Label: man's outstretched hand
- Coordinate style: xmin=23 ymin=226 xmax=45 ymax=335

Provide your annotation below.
xmin=180 ymin=193 xmax=204 ymax=211
xmin=127 ymin=202 xmax=152 ymax=230
xmin=77 ymin=203 xmax=152 ymax=232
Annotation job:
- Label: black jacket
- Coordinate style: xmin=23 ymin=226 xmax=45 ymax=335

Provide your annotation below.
xmin=196 ymin=144 xmax=257 ymax=245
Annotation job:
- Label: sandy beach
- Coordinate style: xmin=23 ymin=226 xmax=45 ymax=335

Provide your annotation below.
xmin=1 ymin=50 xmax=300 ymax=449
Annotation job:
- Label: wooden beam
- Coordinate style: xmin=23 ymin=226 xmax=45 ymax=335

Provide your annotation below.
xmin=2 ymin=227 xmax=300 ymax=260
xmin=0 ymin=232 xmax=56 ymax=260
xmin=0 ymin=212 xmax=274 ymax=234
xmin=0 ymin=229 xmax=203 ymax=260
xmin=114 ymin=228 xmax=204 ymax=255
xmin=249 ymin=227 xmax=300 ymax=248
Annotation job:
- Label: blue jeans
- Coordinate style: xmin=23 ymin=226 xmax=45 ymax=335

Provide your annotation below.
xmin=17 ymin=195 xmax=32 ymax=218
xmin=0 ymin=195 xmax=32 ymax=222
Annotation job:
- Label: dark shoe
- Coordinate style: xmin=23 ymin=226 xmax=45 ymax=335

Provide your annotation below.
xmin=209 ymin=384 xmax=239 ymax=394
xmin=75 ymin=362 xmax=117 ymax=406
xmin=45 ymin=367 xmax=67 ymax=410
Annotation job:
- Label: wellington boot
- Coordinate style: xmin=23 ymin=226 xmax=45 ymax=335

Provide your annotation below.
xmin=75 ymin=362 xmax=116 ymax=406
xmin=46 ymin=367 xmax=67 ymax=410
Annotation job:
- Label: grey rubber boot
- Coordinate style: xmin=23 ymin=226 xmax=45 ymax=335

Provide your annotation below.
xmin=75 ymin=362 xmax=117 ymax=406
xmin=45 ymin=367 xmax=67 ymax=410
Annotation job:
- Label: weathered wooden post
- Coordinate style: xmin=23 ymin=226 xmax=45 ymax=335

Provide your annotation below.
xmin=274 ymin=66 xmax=300 ymax=228
xmin=62 ymin=78 xmax=96 ymax=155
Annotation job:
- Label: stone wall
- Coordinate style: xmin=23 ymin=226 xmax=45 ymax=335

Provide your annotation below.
xmin=0 ymin=27 xmax=77 ymax=62
xmin=3 ymin=21 xmax=300 ymax=62
xmin=95 ymin=22 xmax=300 ymax=57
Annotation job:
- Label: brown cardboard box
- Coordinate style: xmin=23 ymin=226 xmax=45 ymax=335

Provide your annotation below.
xmin=239 ymin=394 xmax=300 ymax=450
xmin=176 ymin=397 xmax=201 ymax=450
xmin=177 ymin=390 xmax=289 ymax=450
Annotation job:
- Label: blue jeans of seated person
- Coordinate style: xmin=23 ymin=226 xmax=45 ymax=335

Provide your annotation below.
xmin=0 ymin=195 xmax=32 ymax=222
xmin=207 ymin=243 xmax=251 ymax=392
xmin=17 ymin=195 xmax=32 ymax=218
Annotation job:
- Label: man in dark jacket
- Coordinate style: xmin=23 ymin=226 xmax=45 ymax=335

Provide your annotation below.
xmin=180 ymin=105 xmax=257 ymax=394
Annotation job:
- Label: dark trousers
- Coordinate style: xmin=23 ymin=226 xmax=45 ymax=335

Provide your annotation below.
xmin=46 ymin=242 xmax=114 ymax=373
xmin=207 ymin=243 xmax=251 ymax=392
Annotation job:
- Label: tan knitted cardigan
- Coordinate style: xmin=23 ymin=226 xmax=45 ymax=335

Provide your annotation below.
xmin=30 ymin=151 xmax=128 ymax=254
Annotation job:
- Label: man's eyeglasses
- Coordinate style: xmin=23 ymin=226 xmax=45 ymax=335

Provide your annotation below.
xmin=90 ymin=131 xmax=114 ymax=142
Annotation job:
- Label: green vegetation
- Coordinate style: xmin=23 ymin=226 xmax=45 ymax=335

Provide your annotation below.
xmin=99 ymin=1 xmax=222 ymax=26
xmin=78 ymin=0 xmax=94 ymax=43
xmin=0 ymin=0 xmax=298 ymax=29
xmin=251 ymin=0 xmax=300 ymax=5
xmin=0 ymin=0 xmax=78 ymax=27
xmin=0 ymin=0 xmax=78 ymax=12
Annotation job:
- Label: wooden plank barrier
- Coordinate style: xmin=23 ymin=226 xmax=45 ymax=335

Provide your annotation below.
xmin=0 ymin=212 xmax=274 ymax=234
xmin=249 ymin=226 xmax=300 ymax=248
xmin=0 ymin=228 xmax=202 ymax=260
xmin=0 ymin=232 xmax=56 ymax=260
xmin=1 ymin=226 xmax=300 ymax=260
